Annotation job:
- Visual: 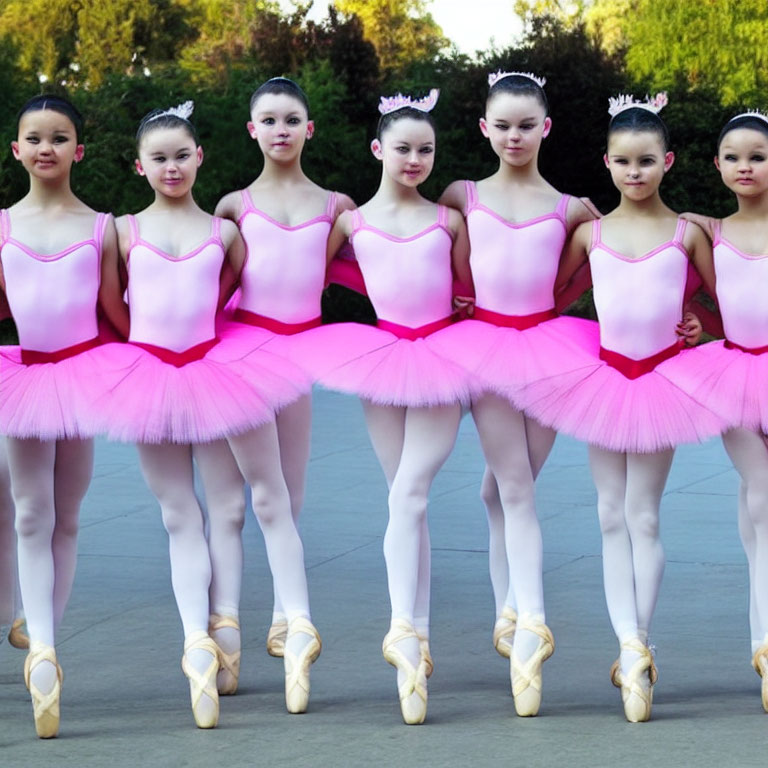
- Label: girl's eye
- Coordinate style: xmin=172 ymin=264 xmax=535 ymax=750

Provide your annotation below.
xmin=262 ymin=117 xmax=275 ymax=125
xmin=640 ymin=158 xmax=656 ymax=166
xmin=396 ymin=146 xmax=409 ymax=153
xmin=520 ymin=124 xmax=534 ymax=131
xmin=494 ymin=124 xmax=508 ymax=131
xmin=614 ymin=158 xmax=628 ymax=165
xmin=420 ymin=146 xmax=433 ymax=154
xmin=288 ymin=117 xmax=300 ymax=125
xmin=751 ymin=154 xmax=766 ymax=162
xmin=722 ymin=154 xmax=737 ymax=162
xmin=178 ymin=153 xmax=189 ymax=160
xmin=154 ymin=156 xmax=166 ymax=163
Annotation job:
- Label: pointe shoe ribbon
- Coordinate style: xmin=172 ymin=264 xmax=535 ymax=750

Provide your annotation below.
xmin=613 ymin=638 xmax=655 ymax=723
xmin=417 ymin=634 xmax=434 ymax=679
xmin=751 ymin=641 xmax=768 ymax=712
xmin=209 ymin=614 xmax=241 ymax=696
xmin=493 ymin=606 xmax=518 ymax=659
xmin=24 ymin=642 xmax=63 ymax=739
xmin=267 ymin=617 xmax=288 ymax=658
xmin=382 ymin=619 xmax=428 ymax=725
xmin=284 ymin=617 xmax=322 ymax=714
xmin=181 ymin=631 xmax=220 ymax=729
xmin=510 ymin=617 xmax=554 ymax=717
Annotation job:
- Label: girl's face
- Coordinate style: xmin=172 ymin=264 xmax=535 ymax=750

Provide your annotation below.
xmin=715 ymin=127 xmax=768 ymax=197
xmin=135 ymin=126 xmax=202 ymax=197
xmin=604 ymin=130 xmax=673 ymax=201
xmin=11 ymin=109 xmax=84 ymax=179
xmin=247 ymin=93 xmax=313 ymax=163
xmin=480 ymin=93 xmax=550 ymax=167
xmin=371 ymin=117 xmax=436 ymax=188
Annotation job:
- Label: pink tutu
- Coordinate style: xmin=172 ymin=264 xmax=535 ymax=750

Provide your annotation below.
xmin=286 ymin=321 xmax=480 ymax=407
xmin=0 ymin=344 xmax=108 ymax=440
xmin=429 ymin=314 xmax=600 ymax=401
xmin=95 ymin=335 xmax=311 ymax=444
xmin=513 ymin=339 xmax=725 ymax=453
xmin=660 ymin=340 xmax=768 ymax=433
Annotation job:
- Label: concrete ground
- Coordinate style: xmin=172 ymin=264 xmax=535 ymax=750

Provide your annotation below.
xmin=1 ymin=389 xmax=765 ymax=767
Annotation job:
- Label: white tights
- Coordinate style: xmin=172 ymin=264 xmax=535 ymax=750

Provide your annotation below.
xmin=8 ymin=437 xmax=93 ymax=648
xmin=362 ymin=401 xmax=461 ymax=635
xmin=0 ymin=437 xmax=19 ymax=629
xmin=589 ymin=446 xmax=673 ymax=652
xmin=722 ymin=428 xmax=768 ymax=652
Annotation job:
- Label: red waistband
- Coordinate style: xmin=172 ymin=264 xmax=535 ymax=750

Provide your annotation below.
xmin=131 ymin=337 xmax=218 ymax=367
xmin=233 ymin=308 xmax=322 ymax=336
xmin=21 ymin=336 xmax=101 ymax=365
xmin=377 ymin=315 xmax=454 ymax=340
xmin=599 ymin=342 xmax=680 ymax=380
xmin=725 ymin=339 xmax=768 ymax=356
xmin=472 ymin=306 xmax=558 ymax=330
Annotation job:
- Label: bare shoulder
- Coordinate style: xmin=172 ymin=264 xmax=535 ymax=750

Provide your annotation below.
xmin=438 ymin=179 xmax=468 ymax=209
xmin=215 ymin=189 xmax=243 ymax=220
xmin=332 ymin=192 xmax=357 ymax=217
xmin=219 ymin=217 xmax=240 ymax=246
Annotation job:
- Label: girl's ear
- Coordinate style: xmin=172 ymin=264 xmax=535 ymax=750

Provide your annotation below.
xmin=135 ymin=158 xmax=145 ymax=176
xmin=664 ymin=151 xmax=675 ymax=172
xmin=603 ymin=153 xmax=610 ymax=168
xmin=479 ymin=117 xmax=489 ymax=138
xmin=542 ymin=117 xmax=552 ymax=138
xmin=246 ymin=121 xmax=257 ymax=139
xmin=74 ymin=144 xmax=85 ymax=163
xmin=713 ymin=155 xmax=721 ymax=171
xmin=196 ymin=146 xmax=204 ymax=166
xmin=306 ymin=120 xmax=315 ymax=140
xmin=370 ymin=138 xmax=383 ymax=160
xmin=10 ymin=141 xmax=20 ymax=160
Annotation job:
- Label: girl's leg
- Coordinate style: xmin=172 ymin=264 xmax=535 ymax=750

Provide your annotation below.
xmin=137 ymin=442 xmax=217 ymax=726
xmin=193 ymin=440 xmax=245 ymax=693
xmin=0 ymin=437 xmax=17 ymax=631
xmin=51 ymin=439 xmax=93 ymax=632
xmin=723 ymin=428 xmax=768 ymax=650
xmin=270 ymin=394 xmax=313 ymax=631
xmin=737 ymin=483 xmax=760 ymax=648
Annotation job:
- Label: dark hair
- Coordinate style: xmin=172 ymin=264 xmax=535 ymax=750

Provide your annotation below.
xmin=717 ymin=114 xmax=768 ymax=149
xmin=486 ymin=74 xmax=548 ymax=114
xmin=249 ymin=77 xmax=310 ymax=116
xmin=17 ymin=94 xmax=84 ymax=142
xmin=607 ymin=107 xmax=670 ymax=152
xmin=376 ymin=107 xmax=436 ymax=140
xmin=135 ymin=107 xmax=199 ymax=149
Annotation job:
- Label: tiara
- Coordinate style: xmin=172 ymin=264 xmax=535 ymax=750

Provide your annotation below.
xmin=488 ymin=71 xmax=546 ymax=89
xmin=378 ymin=88 xmax=439 ymax=116
xmin=608 ymin=92 xmax=668 ymax=118
xmin=147 ymin=100 xmax=195 ymax=123
xmin=728 ymin=109 xmax=768 ymax=125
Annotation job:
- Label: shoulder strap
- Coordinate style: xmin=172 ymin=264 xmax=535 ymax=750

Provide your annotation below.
xmin=127 ymin=214 xmax=140 ymax=250
xmin=325 ymin=191 xmax=338 ymax=219
xmin=673 ymin=217 xmax=687 ymax=244
xmin=211 ymin=216 xmax=222 ymax=240
xmin=463 ymin=180 xmax=478 ymax=213
xmin=711 ymin=218 xmax=722 ymax=244
xmin=0 ymin=209 xmax=9 ymax=247
xmin=349 ymin=208 xmax=364 ymax=234
xmin=93 ymin=212 xmax=109 ymax=254
xmin=590 ymin=218 xmax=601 ymax=250
xmin=240 ymin=188 xmax=255 ymax=215
xmin=437 ymin=204 xmax=449 ymax=228
xmin=555 ymin=194 xmax=571 ymax=220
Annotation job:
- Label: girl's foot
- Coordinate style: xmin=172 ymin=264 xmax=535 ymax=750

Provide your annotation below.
xmin=509 ymin=614 xmax=554 ymax=717
xmin=209 ymin=614 xmax=241 ymax=695
xmin=382 ymin=619 xmax=428 ymax=725
xmin=611 ymin=637 xmax=656 ymax=723
xmin=24 ymin=642 xmax=62 ymax=739
xmin=181 ymin=632 xmax=220 ymax=728
xmin=266 ymin=617 xmax=288 ymax=658
xmin=493 ymin=606 xmax=518 ymax=659
xmin=284 ymin=617 xmax=321 ymax=714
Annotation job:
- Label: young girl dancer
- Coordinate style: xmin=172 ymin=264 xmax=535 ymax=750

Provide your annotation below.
xmin=0 ymin=95 xmax=119 ymax=738
xmin=668 ymin=112 xmax=768 ymax=711
xmin=97 ymin=103 xmax=320 ymax=725
xmin=321 ymin=89 xmax=475 ymax=724
xmin=435 ymin=71 xmax=599 ymax=717
xmin=215 ymin=77 xmax=354 ymax=661
xmin=513 ymin=95 xmax=723 ymax=722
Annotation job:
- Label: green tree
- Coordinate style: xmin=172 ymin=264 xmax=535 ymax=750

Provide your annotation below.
xmin=334 ymin=0 xmax=448 ymax=71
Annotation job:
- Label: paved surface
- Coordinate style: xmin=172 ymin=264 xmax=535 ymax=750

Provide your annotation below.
xmin=1 ymin=389 xmax=765 ymax=767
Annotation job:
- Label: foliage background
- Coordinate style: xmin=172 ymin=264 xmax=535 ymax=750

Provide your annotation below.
xmin=0 ymin=0 xmax=764 ymax=339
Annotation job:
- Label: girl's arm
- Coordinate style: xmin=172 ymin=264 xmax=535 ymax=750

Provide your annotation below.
xmin=680 ymin=212 xmax=717 ymax=242
xmin=326 ymin=210 xmax=353 ymax=266
xmin=446 ymin=206 xmax=473 ymax=301
xmin=99 ymin=216 xmax=130 ymax=339
xmin=554 ymin=220 xmax=591 ymax=294
xmin=333 ymin=192 xmax=356 ymax=219
xmin=214 ymin=190 xmax=242 ymax=224
xmin=686 ymin=222 xmax=717 ymax=298
xmin=567 ymin=197 xmax=600 ymax=232
xmin=219 ymin=219 xmax=246 ymax=309
xmin=438 ymin=180 xmax=468 ymax=214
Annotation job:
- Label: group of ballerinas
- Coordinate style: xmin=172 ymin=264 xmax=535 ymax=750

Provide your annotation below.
xmin=1 ymin=69 xmax=768 ymax=740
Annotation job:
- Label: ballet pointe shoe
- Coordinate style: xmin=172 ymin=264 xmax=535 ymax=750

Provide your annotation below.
xmin=612 ymin=638 xmax=656 ymax=723
xmin=750 ymin=640 xmax=768 ymax=712
xmin=266 ymin=618 xmax=288 ymax=658
xmin=493 ymin=606 xmax=518 ymax=659
xmin=418 ymin=634 xmax=434 ymax=679
xmin=382 ymin=619 xmax=428 ymax=725
xmin=509 ymin=616 xmax=554 ymax=717
xmin=208 ymin=614 xmax=241 ymax=696
xmin=9 ymin=617 xmax=30 ymax=650
xmin=23 ymin=642 xmax=63 ymax=739
xmin=181 ymin=632 xmax=220 ymax=729
xmin=283 ymin=617 xmax=322 ymax=714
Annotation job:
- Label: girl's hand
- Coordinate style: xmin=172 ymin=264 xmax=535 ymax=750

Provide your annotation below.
xmin=453 ymin=295 xmax=475 ymax=318
xmin=677 ymin=311 xmax=703 ymax=346
xmin=680 ymin=212 xmax=717 ymax=241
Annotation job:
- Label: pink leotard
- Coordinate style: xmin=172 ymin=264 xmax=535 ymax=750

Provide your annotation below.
xmin=465 ymin=181 xmax=570 ymax=316
xmin=0 ymin=210 xmax=108 ymax=354
xmin=590 ymin=218 xmax=688 ymax=362
xmin=126 ymin=215 xmax=223 ymax=353
xmin=236 ymin=190 xmax=337 ymax=325
xmin=349 ymin=206 xmax=453 ymax=330
xmin=712 ymin=222 xmax=768 ymax=350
